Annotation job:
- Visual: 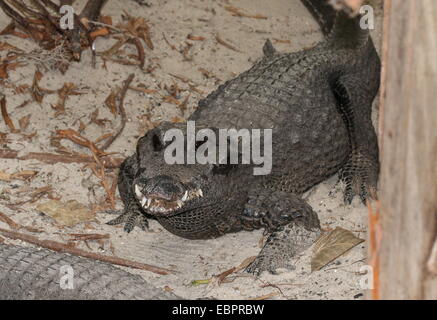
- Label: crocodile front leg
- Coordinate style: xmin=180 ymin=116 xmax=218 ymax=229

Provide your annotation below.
xmin=106 ymin=155 xmax=150 ymax=232
xmin=240 ymin=190 xmax=321 ymax=275
xmin=332 ymin=41 xmax=381 ymax=204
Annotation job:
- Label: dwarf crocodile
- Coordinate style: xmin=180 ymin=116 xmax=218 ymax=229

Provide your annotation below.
xmin=107 ymin=0 xmax=381 ymax=275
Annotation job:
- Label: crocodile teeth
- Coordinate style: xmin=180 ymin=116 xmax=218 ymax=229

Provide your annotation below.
xmin=135 ymin=184 xmax=142 ymax=199
xmin=182 ymin=191 xmax=189 ymax=202
xmin=198 ymin=189 xmax=203 ymax=198
xmin=147 ymin=198 xmax=152 ymax=207
xmin=177 ymin=200 xmax=183 ymax=208
xmin=141 ymin=197 xmax=147 ymax=208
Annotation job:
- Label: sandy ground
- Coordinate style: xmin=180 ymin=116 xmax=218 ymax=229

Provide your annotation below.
xmin=0 ymin=0 xmax=382 ymax=300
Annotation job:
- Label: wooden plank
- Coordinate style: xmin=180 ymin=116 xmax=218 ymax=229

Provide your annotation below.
xmin=379 ymin=0 xmax=437 ymax=300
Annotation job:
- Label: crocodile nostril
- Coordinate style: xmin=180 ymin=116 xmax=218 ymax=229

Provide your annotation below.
xmin=144 ymin=175 xmax=185 ymax=201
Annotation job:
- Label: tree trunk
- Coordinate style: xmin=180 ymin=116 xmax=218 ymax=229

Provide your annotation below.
xmin=379 ymin=0 xmax=437 ymax=300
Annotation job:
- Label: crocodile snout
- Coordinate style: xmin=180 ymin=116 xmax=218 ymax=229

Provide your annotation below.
xmin=143 ymin=175 xmax=186 ymax=201
xmin=133 ymin=175 xmax=204 ymax=215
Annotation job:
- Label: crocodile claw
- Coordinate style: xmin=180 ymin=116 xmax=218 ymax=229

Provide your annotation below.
xmin=106 ymin=209 xmax=149 ymax=233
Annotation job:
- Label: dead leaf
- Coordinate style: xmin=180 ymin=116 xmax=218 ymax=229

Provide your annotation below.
xmin=311 ymin=227 xmax=364 ymax=272
xmin=100 ymin=16 xmax=113 ymax=26
xmin=117 ymin=13 xmax=154 ymax=50
xmin=90 ymin=27 xmax=110 ymax=39
xmin=19 ymin=114 xmax=31 ymax=130
xmin=105 ymin=88 xmax=119 ymax=115
xmin=37 ymin=200 xmax=95 ymax=227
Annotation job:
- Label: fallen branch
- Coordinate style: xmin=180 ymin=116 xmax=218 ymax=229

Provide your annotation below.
xmin=0 ymin=227 xmax=176 ymax=275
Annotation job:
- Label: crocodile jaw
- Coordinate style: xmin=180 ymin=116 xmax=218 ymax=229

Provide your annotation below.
xmin=134 ymin=184 xmax=203 ymax=215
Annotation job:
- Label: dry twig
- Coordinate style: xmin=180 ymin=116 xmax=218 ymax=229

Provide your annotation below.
xmin=0 ymin=94 xmax=17 ymax=132
xmin=0 ymin=211 xmax=42 ymax=233
xmin=0 ymin=149 xmax=123 ymax=168
xmin=224 ymin=5 xmax=268 ymax=19
xmin=216 ymin=34 xmax=243 ymax=53
xmin=101 ymin=73 xmax=134 ymax=151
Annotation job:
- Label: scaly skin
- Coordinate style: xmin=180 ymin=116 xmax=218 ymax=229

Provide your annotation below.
xmin=108 ymin=0 xmax=381 ymax=275
xmin=0 ymin=244 xmax=179 ymax=300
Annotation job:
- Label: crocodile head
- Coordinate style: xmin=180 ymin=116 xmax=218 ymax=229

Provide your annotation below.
xmin=132 ymin=123 xmax=250 ymax=217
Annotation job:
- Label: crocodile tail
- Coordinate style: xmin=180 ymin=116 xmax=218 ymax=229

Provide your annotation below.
xmin=302 ymin=0 xmax=369 ymax=47
xmin=301 ymin=0 xmax=338 ymax=35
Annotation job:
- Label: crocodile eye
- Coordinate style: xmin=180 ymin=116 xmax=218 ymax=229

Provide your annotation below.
xmin=152 ymin=134 xmax=164 ymax=152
